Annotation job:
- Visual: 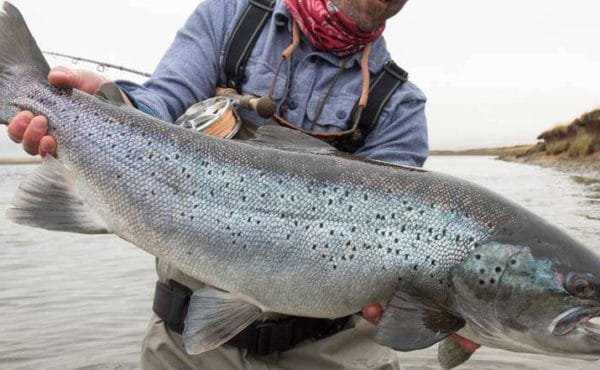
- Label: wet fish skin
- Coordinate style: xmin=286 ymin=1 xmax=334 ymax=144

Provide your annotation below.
xmin=1 ymin=2 xmax=600 ymax=365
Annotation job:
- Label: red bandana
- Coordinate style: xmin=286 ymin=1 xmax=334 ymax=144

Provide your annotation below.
xmin=285 ymin=0 xmax=385 ymax=57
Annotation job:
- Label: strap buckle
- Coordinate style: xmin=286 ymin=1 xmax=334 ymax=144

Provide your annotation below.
xmin=249 ymin=0 xmax=276 ymax=12
xmin=383 ymin=60 xmax=409 ymax=81
xmin=252 ymin=318 xmax=296 ymax=356
xmin=166 ymin=280 xmax=192 ymax=333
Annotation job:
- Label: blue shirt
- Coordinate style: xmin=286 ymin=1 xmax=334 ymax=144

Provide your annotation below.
xmin=117 ymin=0 xmax=428 ymax=166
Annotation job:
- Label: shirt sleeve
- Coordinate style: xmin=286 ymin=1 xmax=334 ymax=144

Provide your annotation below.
xmin=116 ymin=0 xmax=239 ymax=122
xmin=353 ymin=82 xmax=429 ymax=167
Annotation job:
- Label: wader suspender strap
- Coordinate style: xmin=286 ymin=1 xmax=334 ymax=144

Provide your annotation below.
xmin=222 ymin=0 xmax=409 ymax=147
xmin=355 ymin=60 xmax=409 ymax=136
xmin=223 ymin=0 xmax=276 ymax=90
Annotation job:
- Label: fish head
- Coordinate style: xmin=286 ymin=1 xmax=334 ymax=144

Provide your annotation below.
xmin=451 ymin=241 xmax=600 ymax=359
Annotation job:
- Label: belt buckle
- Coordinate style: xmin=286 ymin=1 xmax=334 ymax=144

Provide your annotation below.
xmin=253 ymin=317 xmax=296 ymax=356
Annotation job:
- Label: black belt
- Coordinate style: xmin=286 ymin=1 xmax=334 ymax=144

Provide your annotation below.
xmin=152 ymin=280 xmax=351 ymax=356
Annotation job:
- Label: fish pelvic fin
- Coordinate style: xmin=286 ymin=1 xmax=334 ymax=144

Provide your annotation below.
xmin=437 ymin=336 xmax=476 ymax=369
xmin=0 ymin=2 xmax=50 ymax=124
xmin=6 ymin=156 xmax=111 ymax=234
xmin=183 ymin=288 xmax=262 ymax=355
xmin=373 ymin=288 xmax=465 ymax=351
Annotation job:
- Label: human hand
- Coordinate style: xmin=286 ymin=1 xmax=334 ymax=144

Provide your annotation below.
xmin=6 ymin=66 xmax=109 ymax=157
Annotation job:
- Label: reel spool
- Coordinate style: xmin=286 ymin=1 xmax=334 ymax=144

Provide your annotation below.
xmin=175 ymin=96 xmax=241 ymax=139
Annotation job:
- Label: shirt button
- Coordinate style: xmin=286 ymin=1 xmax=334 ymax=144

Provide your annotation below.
xmin=336 ymin=110 xmax=347 ymax=119
xmin=288 ymin=101 xmax=298 ymax=110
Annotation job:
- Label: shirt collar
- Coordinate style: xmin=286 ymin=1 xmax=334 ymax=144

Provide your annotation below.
xmin=272 ymin=0 xmax=390 ymax=73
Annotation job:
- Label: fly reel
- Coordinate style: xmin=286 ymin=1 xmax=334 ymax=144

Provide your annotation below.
xmin=175 ymin=96 xmax=241 ymax=139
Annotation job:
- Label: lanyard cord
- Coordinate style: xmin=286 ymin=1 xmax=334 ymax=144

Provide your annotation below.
xmin=270 ymin=20 xmax=372 ymax=138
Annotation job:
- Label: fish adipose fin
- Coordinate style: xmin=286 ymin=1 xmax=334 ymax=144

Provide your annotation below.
xmin=373 ymin=289 xmax=465 ymax=351
xmin=6 ymin=157 xmax=111 ymax=234
xmin=183 ymin=288 xmax=262 ymax=355
xmin=94 ymin=82 xmax=129 ymax=106
xmin=0 ymin=2 xmax=50 ymax=124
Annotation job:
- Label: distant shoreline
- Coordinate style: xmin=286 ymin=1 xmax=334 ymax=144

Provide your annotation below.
xmin=430 ymin=145 xmax=534 ymax=157
xmin=0 ymin=157 xmax=42 ymax=165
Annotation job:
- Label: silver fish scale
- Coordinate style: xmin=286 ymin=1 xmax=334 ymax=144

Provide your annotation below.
xmin=17 ymin=82 xmax=517 ymax=317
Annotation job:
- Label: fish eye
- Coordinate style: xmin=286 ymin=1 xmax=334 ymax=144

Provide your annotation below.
xmin=566 ymin=273 xmax=594 ymax=298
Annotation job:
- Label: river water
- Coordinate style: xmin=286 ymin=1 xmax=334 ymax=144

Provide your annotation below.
xmin=0 ymin=156 xmax=599 ymax=369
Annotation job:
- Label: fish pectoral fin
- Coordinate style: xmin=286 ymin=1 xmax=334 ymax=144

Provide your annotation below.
xmin=373 ymin=289 xmax=465 ymax=351
xmin=182 ymin=288 xmax=262 ymax=355
xmin=6 ymin=156 xmax=111 ymax=234
xmin=437 ymin=336 xmax=476 ymax=369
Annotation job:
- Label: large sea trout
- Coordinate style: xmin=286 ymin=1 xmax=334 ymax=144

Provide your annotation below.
xmin=1 ymin=3 xmax=599 ymax=367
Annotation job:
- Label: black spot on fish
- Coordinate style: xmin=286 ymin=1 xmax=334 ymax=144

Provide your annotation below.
xmin=344 ymin=190 xmax=350 ymax=197
xmin=364 ymin=194 xmax=368 ymax=201
xmin=328 ymin=199 xmax=333 ymax=205
xmin=480 ymin=269 xmax=486 ymax=274
xmin=479 ymin=280 xmax=485 ymax=285
xmin=175 ymin=154 xmax=180 ymax=159
xmin=495 ymin=267 xmax=502 ymax=273
xmin=431 ymin=260 xmax=436 ymax=266
xmin=475 ymin=254 xmax=481 ymax=260
xmin=348 ymin=205 xmax=353 ymax=212
xmin=413 ymin=265 xmax=418 ymax=270
xmin=490 ymin=278 xmax=496 ymax=284
xmin=351 ymin=226 xmax=356 ymax=232
xmin=511 ymin=259 xmax=517 ymax=265
xmin=407 ymin=207 xmax=413 ymax=211
xmin=488 ymin=222 xmax=494 ymax=228
xmin=190 ymin=216 xmax=195 ymax=221
xmin=319 ymin=223 xmax=324 ymax=228
xmin=286 ymin=234 xmax=291 ymax=240
xmin=404 ymin=254 xmax=409 ymax=260
xmin=116 ymin=174 xmax=121 ymax=179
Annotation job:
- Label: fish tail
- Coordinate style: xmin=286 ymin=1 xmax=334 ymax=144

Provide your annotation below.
xmin=0 ymin=2 xmax=50 ymax=125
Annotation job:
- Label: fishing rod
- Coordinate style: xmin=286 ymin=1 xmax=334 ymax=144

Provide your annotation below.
xmin=42 ymin=51 xmax=151 ymax=77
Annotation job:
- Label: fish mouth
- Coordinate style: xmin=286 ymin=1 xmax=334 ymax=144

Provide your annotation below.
xmin=552 ymin=307 xmax=600 ymax=337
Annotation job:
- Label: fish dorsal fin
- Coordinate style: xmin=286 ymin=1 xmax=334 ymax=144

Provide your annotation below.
xmin=236 ymin=125 xmax=428 ymax=173
xmin=6 ymin=156 xmax=111 ymax=234
xmin=238 ymin=125 xmax=338 ymax=154
xmin=182 ymin=288 xmax=262 ymax=354
xmin=374 ymin=288 xmax=465 ymax=351
xmin=94 ymin=82 xmax=129 ymax=106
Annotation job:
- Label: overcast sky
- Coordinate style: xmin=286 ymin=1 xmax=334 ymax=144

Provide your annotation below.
xmin=2 ymin=0 xmax=599 ymax=156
